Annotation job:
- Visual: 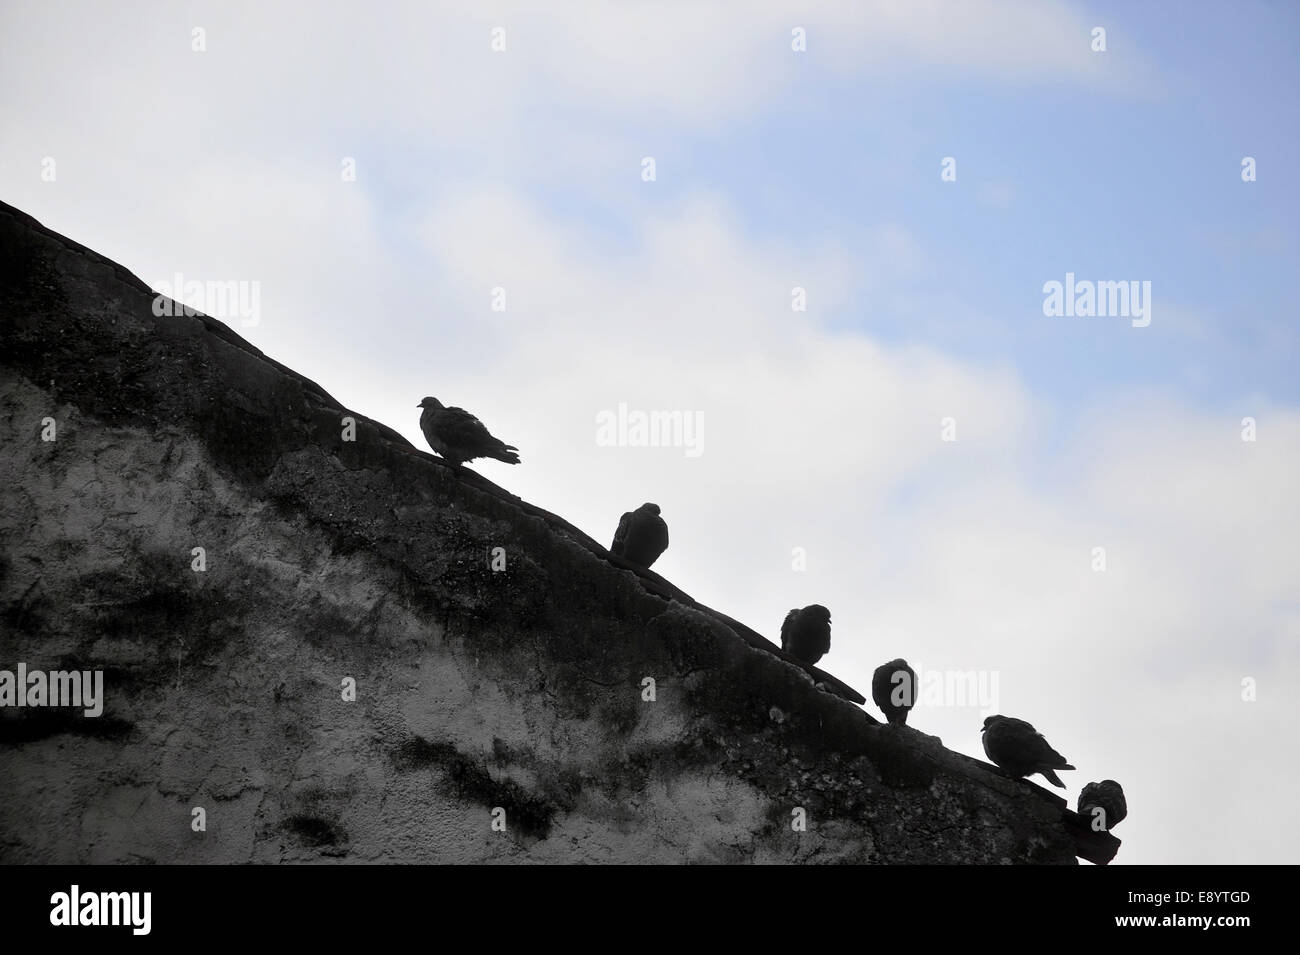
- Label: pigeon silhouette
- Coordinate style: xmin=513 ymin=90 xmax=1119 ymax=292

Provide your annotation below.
xmin=1078 ymin=780 xmax=1127 ymax=831
xmin=610 ymin=503 xmax=668 ymax=568
xmin=418 ymin=397 xmax=520 ymax=467
xmin=981 ymin=715 xmax=1075 ymax=788
xmin=872 ymin=658 xmax=918 ymax=726
xmin=780 ymin=605 xmax=832 ymax=665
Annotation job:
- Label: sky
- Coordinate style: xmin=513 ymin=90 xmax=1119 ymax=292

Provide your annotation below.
xmin=2 ymin=0 xmax=1297 ymax=864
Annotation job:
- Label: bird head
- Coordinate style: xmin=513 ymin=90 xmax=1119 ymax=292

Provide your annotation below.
xmin=417 ymin=397 xmax=443 ymax=410
xmin=809 ymin=604 xmax=831 ymax=622
xmin=982 ymin=715 xmax=1002 ymax=732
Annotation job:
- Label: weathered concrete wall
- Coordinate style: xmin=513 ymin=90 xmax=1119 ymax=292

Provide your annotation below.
xmin=0 ymin=199 xmax=1086 ymax=863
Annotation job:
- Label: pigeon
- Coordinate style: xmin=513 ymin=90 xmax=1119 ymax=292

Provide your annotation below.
xmin=780 ymin=605 xmax=832 ymax=666
xmin=610 ymin=503 xmax=669 ymax=568
xmin=872 ymin=658 xmax=918 ymax=726
xmin=1078 ymin=780 xmax=1127 ymax=831
xmin=981 ymin=715 xmax=1075 ymax=788
xmin=418 ymin=397 xmax=520 ymax=467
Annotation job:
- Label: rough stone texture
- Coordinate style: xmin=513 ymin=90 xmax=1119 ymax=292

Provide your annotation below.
xmin=0 ymin=199 xmax=1104 ymax=864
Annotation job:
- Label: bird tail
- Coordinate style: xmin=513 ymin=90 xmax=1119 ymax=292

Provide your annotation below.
xmin=492 ymin=444 xmax=521 ymax=465
xmin=1041 ymin=768 xmax=1068 ymax=788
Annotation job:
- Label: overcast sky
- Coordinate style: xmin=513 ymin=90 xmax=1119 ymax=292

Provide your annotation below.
xmin=3 ymin=1 xmax=1297 ymax=864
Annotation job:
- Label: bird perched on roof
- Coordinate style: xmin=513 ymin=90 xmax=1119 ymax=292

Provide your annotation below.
xmin=872 ymin=658 xmax=918 ymax=726
xmin=981 ymin=715 xmax=1075 ymax=788
xmin=780 ymin=605 xmax=832 ymax=666
xmin=610 ymin=503 xmax=669 ymax=569
xmin=1078 ymin=780 xmax=1127 ymax=831
xmin=418 ymin=397 xmax=520 ymax=467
